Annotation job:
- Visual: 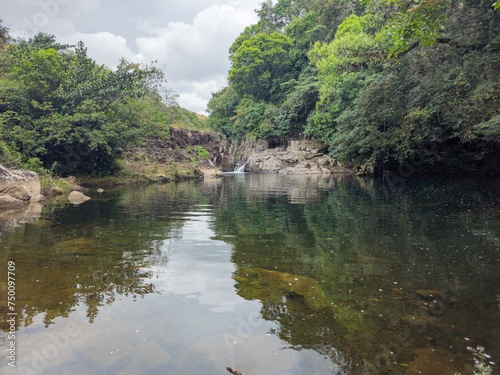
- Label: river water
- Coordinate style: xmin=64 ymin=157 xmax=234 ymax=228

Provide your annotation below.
xmin=0 ymin=174 xmax=499 ymax=374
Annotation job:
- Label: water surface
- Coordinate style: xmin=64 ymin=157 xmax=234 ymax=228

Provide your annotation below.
xmin=0 ymin=174 xmax=499 ymax=374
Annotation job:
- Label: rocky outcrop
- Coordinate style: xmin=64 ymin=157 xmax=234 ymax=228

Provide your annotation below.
xmin=126 ymin=127 xmax=234 ymax=172
xmin=0 ymin=165 xmax=41 ymax=200
xmin=231 ymin=138 xmax=353 ymax=174
xmin=125 ymin=129 xmax=352 ymax=175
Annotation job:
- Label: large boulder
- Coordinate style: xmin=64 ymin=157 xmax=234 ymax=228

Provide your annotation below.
xmin=0 ymin=165 xmax=41 ymax=200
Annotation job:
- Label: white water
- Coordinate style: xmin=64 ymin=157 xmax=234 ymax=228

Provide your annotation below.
xmin=234 ymin=163 xmax=246 ymax=173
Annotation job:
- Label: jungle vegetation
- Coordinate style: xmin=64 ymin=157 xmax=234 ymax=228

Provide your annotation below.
xmin=0 ymin=27 xmax=205 ymax=177
xmin=207 ymin=0 xmax=500 ymax=173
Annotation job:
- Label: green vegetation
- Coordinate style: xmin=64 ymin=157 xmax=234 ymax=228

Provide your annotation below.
xmin=0 ymin=27 xmax=205 ymax=180
xmin=207 ymin=0 xmax=500 ymax=173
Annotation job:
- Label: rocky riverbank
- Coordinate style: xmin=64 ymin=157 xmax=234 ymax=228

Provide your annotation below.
xmin=124 ymin=130 xmax=354 ymax=177
xmin=0 ymin=129 xmax=353 ymax=214
xmin=228 ymin=137 xmax=353 ymax=175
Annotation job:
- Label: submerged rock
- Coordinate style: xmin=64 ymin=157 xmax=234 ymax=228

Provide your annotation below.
xmin=415 ymin=290 xmax=443 ymax=300
xmin=235 ymin=267 xmax=330 ymax=310
xmin=56 ymin=238 xmax=101 ymax=255
xmin=404 ymin=348 xmax=463 ymax=375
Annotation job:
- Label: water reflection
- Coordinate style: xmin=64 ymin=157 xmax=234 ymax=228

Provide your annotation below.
xmin=0 ymin=175 xmax=498 ymax=374
xmin=213 ymin=175 xmax=500 ymax=374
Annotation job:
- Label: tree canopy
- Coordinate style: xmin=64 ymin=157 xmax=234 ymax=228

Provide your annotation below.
xmin=0 ymin=30 xmax=202 ymax=176
xmin=207 ymin=0 xmax=500 ymax=173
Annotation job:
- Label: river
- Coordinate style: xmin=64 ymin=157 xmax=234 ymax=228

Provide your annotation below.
xmin=0 ymin=174 xmax=499 ymax=374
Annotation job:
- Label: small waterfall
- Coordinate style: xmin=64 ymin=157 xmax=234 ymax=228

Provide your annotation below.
xmin=234 ymin=163 xmax=246 ymax=173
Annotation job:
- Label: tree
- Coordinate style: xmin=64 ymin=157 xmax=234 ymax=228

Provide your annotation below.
xmin=0 ymin=33 xmax=167 ymax=175
xmin=0 ymin=18 xmax=9 ymax=50
xmin=206 ymin=86 xmax=241 ymax=138
xmin=229 ymin=32 xmax=293 ymax=103
xmin=378 ymin=0 xmax=500 ymax=57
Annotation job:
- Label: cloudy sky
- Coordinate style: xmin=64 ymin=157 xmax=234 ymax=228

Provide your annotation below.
xmin=1 ymin=0 xmax=263 ymax=113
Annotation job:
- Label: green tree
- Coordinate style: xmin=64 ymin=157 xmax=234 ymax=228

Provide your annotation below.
xmin=229 ymin=32 xmax=293 ymax=103
xmin=0 ymin=33 xmax=166 ymax=175
xmin=378 ymin=0 xmax=500 ymax=57
xmin=206 ymin=86 xmax=241 ymax=138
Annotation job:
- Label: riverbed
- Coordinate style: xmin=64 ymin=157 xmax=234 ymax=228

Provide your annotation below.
xmin=0 ymin=174 xmax=499 ymax=374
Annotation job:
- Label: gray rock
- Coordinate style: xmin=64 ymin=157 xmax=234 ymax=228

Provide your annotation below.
xmin=68 ymin=191 xmax=91 ymax=204
xmin=0 ymin=194 xmax=24 ymax=207
xmin=71 ymin=184 xmax=89 ymax=193
xmin=29 ymin=194 xmax=47 ymax=203
xmin=0 ymin=165 xmax=41 ymax=200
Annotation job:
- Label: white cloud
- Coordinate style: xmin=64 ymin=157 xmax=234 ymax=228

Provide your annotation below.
xmin=59 ymin=31 xmax=140 ymax=69
xmin=1 ymin=0 xmax=262 ymax=114
xmin=136 ymin=3 xmax=259 ymax=113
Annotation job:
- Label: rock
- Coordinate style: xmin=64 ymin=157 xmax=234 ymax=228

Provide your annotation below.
xmin=400 ymin=315 xmax=437 ymax=326
xmin=66 ymin=176 xmax=77 ymax=184
xmin=56 ymin=238 xmax=101 ymax=255
xmin=65 ymin=176 xmax=89 ymax=193
xmin=29 ymin=194 xmax=47 ymax=203
xmin=218 ymin=155 xmax=235 ymax=172
xmin=0 ymin=194 xmax=24 ymax=207
xmin=236 ymin=267 xmax=330 ymax=310
xmin=0 ymin=165 xmax=41 ymax=200
xmin=231 ymin=138 xmax=353 ymax=174
xmin=97 ymin=188 xmax=104 ymax=193
xmin=415 ymin=290 xmax=443 ymax=300
xmin=29 ymin=219 xmax=57 ymax=227
xmin=404 ymin=348 xmax=463 ymax=375
xmin=71 ymin=184 xmax=89 ymax=193
xmin=68 ymin=191 xmax=91 ymax=204
xmin=47 ymin=185 xmax=64 ymax=196
xmin=201 ymin=169 xmax=223 ymax=178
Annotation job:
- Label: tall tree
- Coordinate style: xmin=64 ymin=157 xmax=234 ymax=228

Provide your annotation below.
xmin=0 ymin=33 xmax=166 ymax=175
xmin=229 ymin=32 xmax=293 ymax=103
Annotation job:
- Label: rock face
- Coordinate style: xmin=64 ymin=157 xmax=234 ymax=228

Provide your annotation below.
xmin=0 ymin=165 xmax=41 ymax=200
xmin=231 ymin=138 xmax=353 ymax=174
xmin=125 ymin=129 xmax=352 ymax=175
xmin=126 ymin=128 xmax=234 ymax=172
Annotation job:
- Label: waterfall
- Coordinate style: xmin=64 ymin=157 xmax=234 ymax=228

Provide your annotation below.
xmin=234 ymin=163 xmax=246 ymax=173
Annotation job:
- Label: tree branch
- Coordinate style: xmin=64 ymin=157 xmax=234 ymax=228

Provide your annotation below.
xmin=226 ymin=367 xmax=245 ymax=375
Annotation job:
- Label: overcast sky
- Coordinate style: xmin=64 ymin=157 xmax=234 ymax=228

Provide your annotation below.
xmin=1 ymin=0 xmax=263 ymax=114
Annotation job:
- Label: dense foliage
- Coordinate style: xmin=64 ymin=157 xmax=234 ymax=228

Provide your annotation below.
xmin=0 ymin=28 xmax=203 ymax=176
xmin=207 ymin=0 xmax=500 ymax=173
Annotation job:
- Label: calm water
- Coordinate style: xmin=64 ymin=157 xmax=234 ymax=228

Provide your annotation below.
xmin=0 ymin=174 xmax=499 ymax=375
